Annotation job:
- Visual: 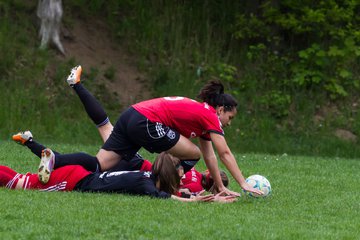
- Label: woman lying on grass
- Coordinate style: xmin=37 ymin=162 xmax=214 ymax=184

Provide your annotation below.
xmin=0 ymin=149 xmax=236 ymax=203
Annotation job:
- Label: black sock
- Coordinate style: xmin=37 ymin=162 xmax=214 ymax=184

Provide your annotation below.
xmin=73 ymin=83 xmax=109 ymax=127
xmin=180 ymin=159 xmax=200 ymax=173
xmin=24 ymin=140 xmax=60 ymax=158
xmin=54 ymin=152 xmax=100 ymax=172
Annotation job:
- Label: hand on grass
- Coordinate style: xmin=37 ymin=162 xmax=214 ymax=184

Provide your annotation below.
xmin=217 ymin=186 xmax=241 ymax=197
xmin=213 ymin=191 xmax=238 ymax=203
xmin=190 ymin=192 xmax=215 ymax=202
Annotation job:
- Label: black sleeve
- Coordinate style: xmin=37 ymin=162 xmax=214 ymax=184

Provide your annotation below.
xmin=141 ymin=180 xmax=171 ymax=199
xmin=153 ymin=191 xmax=171 ymax=199
xmin=180 ymin=192 xmax=191 ymax=198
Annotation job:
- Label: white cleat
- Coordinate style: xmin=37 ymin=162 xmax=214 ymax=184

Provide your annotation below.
xmin=66 ymin=65 xmax=82 ymax=86
xmin=38 ymin=148 xmax=55 ymax=184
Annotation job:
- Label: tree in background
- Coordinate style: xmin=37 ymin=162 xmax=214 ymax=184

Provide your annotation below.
xmin=37 ymin=0 xmax=65 ymax=55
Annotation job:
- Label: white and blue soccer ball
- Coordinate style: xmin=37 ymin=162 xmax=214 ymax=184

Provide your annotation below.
xmin=244 ymin=174 xmax=271 ymax=198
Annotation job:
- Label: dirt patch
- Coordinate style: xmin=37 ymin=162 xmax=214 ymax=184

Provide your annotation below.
xmin=55 ymin=17 xmax=151 ymax=107
xmin=334 ymin=129 xmax=357 ymax=142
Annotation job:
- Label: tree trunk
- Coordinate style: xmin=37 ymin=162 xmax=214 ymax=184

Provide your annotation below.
xmin=37 ymin=0 xmax=65 ymax=55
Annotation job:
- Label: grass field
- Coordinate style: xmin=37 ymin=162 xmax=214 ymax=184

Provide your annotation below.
xmin=0 ymin=141 xmax=359 ymax=239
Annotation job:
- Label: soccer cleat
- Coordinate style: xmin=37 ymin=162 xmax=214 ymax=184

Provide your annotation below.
xmin=66 ymin=65 xmax=82 ymax=86
xmin=38 ymin=148 xmax=55 ymax=184
xmin=12 ymin=131 xmax=33 ymax=145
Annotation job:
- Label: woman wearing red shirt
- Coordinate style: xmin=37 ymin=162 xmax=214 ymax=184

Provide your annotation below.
xmin=1 ymin=150 xmax=236 ymax=202
xmin=37 ymin=66 xmax=262 ymax=196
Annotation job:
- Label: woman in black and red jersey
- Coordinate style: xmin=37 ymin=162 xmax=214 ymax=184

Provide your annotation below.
xmin=1 ymin=150 xmax=179 ymax=199
xmin=179 ymin=168 xmax=229 ymax=195
xmin=0 ymin=150 xmax=236 ymax=202
xmin=38 ymin=66 xmax=262 ymax=196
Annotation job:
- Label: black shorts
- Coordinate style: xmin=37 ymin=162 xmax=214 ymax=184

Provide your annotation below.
xmin=109 ymin=153 xmax=144 ymax=171
xmin=102 ymin=107 xmax=180 ymax=161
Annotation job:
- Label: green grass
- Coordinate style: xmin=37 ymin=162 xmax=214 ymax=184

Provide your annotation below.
xmin=1 ymin=1 xmax=360 ymax=159
xmin=0 ymin=142 xmax=359 ymax=239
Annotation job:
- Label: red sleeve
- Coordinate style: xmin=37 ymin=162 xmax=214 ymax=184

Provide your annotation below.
xmin=198 ymin=104 xmax=224 ymax=138
xmin=181 ymin=182 xmax=204 ymax=193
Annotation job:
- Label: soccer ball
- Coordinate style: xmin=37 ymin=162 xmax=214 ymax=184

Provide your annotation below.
xmin=244 ymin=174 xmax=271 ymax=198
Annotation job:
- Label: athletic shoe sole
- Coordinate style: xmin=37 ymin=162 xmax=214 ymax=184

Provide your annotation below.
xmin=38 ymin=148 xmax=55 ymax=184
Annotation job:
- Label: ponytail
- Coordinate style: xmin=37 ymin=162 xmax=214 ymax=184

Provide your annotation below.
xmin=197 ymin=80 xmax=238 ymax=111
xmin=152 ymin=152 xmax=181 ymax=194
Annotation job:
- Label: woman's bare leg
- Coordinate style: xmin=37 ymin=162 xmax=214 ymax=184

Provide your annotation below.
xmin=98 ymin=122 xmax=114 ymax=143
xmin=96 ymin=149 xmax=123 ymax=170
xmin=166 ymin=135 xmax=202 ymax=172
xmin=166 ymin=135 xmax=201 ymax=159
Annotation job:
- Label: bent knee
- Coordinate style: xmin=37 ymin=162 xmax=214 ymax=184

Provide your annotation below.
xmin=96 ymin=149 xmax=121 ymax=171
xmin=191 ymin=147 xmax=201 ymax=159
xmin=167 ymin=144 xmax=201 ymax=160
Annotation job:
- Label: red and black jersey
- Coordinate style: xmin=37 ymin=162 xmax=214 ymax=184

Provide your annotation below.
xmin=19 ymin=166 xmax=170 ymax=198
xmin=77 ymin=170 xmax=171 ymax=199
xmin=22 ymin=165 xmax=91 ymax=191
xmin=180 ymin=167 xmax=204 ymax=194
xmin=133 ymin=97 xmax=223 ymax=140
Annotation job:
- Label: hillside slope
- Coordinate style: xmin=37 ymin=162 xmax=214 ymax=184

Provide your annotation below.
xmin=53 ymin=16 xmax=151 ymax=107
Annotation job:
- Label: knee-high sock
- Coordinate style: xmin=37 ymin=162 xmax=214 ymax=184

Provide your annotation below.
xmin=54 ymin=152 xmax=100 ymax=172
xmin=73 ymin=83 xmax=109 ymax=127
xmin=24 ymin=140 xmax=46 ymax=158
xmin=24 ymin=140 xmax=60 ymax=158
xmin=0 ymin=166 xmax=21 ymax=188
xmin=180 ymin=159 xmax=200 ymax=173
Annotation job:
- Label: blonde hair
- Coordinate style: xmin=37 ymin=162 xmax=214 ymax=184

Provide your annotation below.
xmin=152 ymin=152 xmax=181 ymax=194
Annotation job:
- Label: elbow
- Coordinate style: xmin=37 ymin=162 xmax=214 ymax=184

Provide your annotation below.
xmin=218 ymin=151 xmax=232 ymax=162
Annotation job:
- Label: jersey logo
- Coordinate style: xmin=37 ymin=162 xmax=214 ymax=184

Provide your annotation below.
xmin=167 ymin=129 xmax=176 ymax=139
xmin=146 ymin=120 xmax=168 ymax=139
xmin=155 ymin=122 xmax=166 ymax=137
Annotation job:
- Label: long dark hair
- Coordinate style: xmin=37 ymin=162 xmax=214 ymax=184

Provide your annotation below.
xmin=152 ymin=152 xmax=181 ymax=194
xmin=202 ymin=170 xmax=229 ymax=193
xmin=197 ymin=80 xmax=238 ymax=112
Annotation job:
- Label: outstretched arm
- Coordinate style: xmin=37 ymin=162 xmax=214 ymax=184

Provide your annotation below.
xmin=209 ymin=133 xmax=263 ymax=196
xmin=171 ymin=191 xmax=237 ymax=203
xmin=199 ymin=138 xmax=240 ymax=196
xmin=171 ymin=193 xmax=215 ymax=202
